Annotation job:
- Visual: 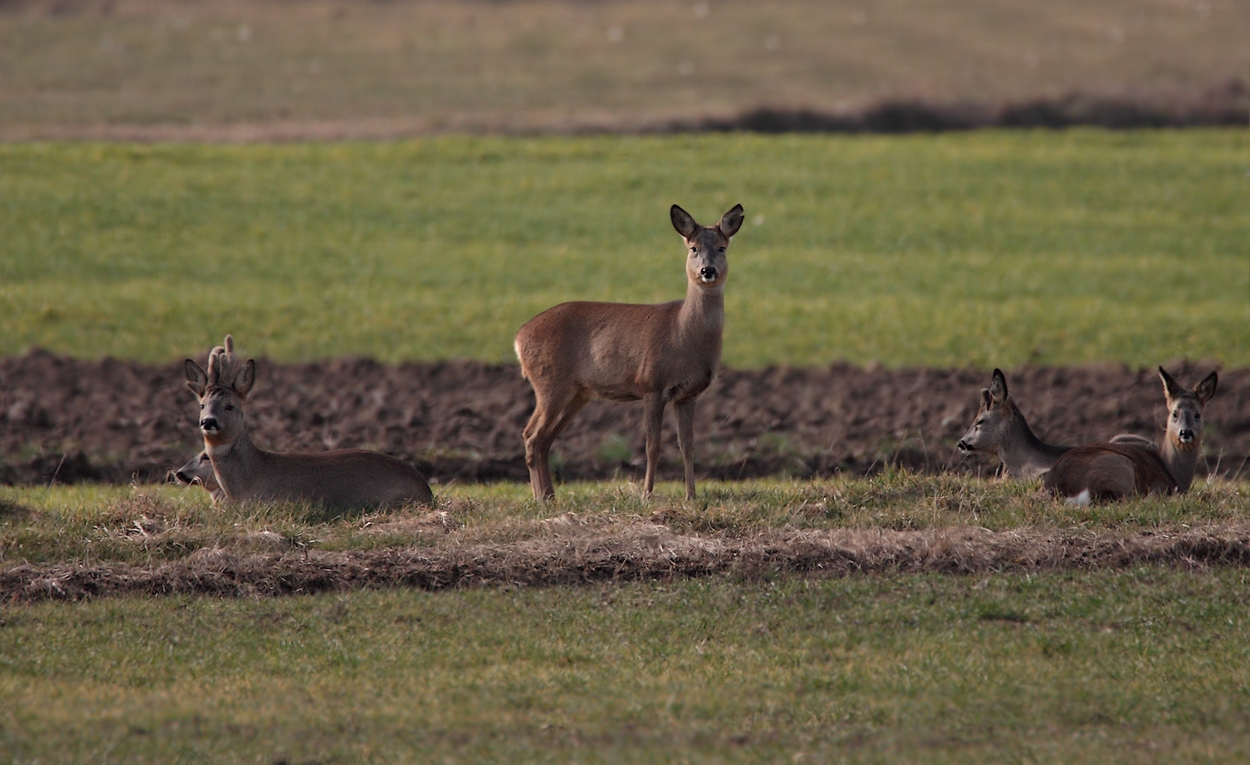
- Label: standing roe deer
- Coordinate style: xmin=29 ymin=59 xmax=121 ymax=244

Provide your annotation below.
xmin=514 ymin=203 xmax=745 ymax=500
xmin=1044 ymin=367 xmax=1218 ymax=502
xmin=184 ymin=335 xmax=434 ymax=510
xmin=174 ymin=451 xmax=226 ymax=504
xmin=955 ymin=368 xmax=1154 ymax=479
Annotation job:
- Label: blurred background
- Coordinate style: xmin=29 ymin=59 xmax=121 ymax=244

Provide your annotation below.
xmin=2 ymin=0 xmax=1247 ymax=138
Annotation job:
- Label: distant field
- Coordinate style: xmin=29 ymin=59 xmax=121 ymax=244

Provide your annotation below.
xmin=3 ymin=479 xmax=1250 ymax=763
xmin=1 ymin=0 xmax=1246 ymax=136
xmin=1 ymin=131 xmax=1245 ymax=368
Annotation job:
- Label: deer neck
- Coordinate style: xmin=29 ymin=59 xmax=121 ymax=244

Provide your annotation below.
xmin=204 ymin=426 xmax=264 ymax=499
xmin=999 ymin=410 xmax=1070 ymax=480
xmin=678 ymin=280 xmax=725 ymax=340
xmin=1160 ymin=435 xmax=1200 ymax=493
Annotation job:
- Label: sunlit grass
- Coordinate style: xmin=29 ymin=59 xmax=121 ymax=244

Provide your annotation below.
xmin=3 ymin=476 xmax=1245 ymax=566
xmin=1 ymin=131 xmax=1245 ymax=368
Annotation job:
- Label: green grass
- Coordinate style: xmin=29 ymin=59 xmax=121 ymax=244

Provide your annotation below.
xmin=2 ymin=476 xmax=1246 ymax=567
xmin=3 ymin=571 xmax=1250 ymax=763
xmin=4 ymin=479 xmax=1249 ymax=762
xmin=1 ymin=131 xmax=1246 ymax=368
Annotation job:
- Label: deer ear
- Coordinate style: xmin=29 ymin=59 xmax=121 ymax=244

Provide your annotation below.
xmin=1193 ymin=370 xmax=1218 ymax=406
xmin=671 ymin=204 xmax=698 ymax=239
xmin=718 ymin=204 xmax=744 ymax=238
xmin=978 ymin=389 xmax=992 ymax=411
xmin=185 ymin=359 xmax=208 ymax=397
xmin=989 ymin=368 xmax=1008 ymax=405
xmin=1158 ymin=366 xmax=1184 ymax=402
xmin=234 ymin=359 xmax=256 ymax=398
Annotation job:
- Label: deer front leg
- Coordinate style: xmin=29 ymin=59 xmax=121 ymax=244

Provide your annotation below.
xmin=642 ymin=392 xmax=666 ymax=499
xmin=674 ymin=398 xmax=697 ymax=500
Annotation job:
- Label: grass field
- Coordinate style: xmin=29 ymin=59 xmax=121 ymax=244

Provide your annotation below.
xmin=3 ymin=0 xmax=1245 ymax=136
xmin=3 ymin=570 xmax=1250 ymax=763
xmin=2 ymin=131 xmax=1246 ymax=369
xmin=2 ymin=478 xmax=1250 ymax=762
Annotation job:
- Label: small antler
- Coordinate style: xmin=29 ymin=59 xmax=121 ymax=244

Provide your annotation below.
xmin=206 ymin=335 xmax=238 ymax=388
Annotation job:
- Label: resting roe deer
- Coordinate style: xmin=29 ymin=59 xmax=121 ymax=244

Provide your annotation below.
xmin=514 ymin=203 xmax=744 ymax=500
xmin=957 ymin=369 xmax=1155 ymax=479
xmin=1044 ymin=367 xmax=1218 ymax=502
xmin=956 ymin=369 xmax=1073 ymax=479
xmin=185 ymin=336 xmax=434 ymax=510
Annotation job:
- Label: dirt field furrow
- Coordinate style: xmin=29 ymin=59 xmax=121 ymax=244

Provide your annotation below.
xmin=1 ymin=351 xmax=1245 ymax=486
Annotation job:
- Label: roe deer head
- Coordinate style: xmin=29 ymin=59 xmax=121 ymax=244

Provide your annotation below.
xmin=184 ymin=335 xmax=434 ymax=510
xmin=174 ymin=451 xmax=225 ymax=504
xmin=514 ymin=203 xmax=745 ymax=500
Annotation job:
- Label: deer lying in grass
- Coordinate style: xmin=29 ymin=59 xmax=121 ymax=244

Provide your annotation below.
xmin=173 ymin=451 xmax=226 ymax=504
xmin=514 ymin=203 xmax=744 ymax=501
xmin=956 ymin=369 xmax=1073 ymax=480
xmin=1044 ymin=367 xmax=1218 ymax=503
xmin=956 ymin=368 xmax=1154 ymax=479
xmin=184 ymin=336 xmax=434 ymax=510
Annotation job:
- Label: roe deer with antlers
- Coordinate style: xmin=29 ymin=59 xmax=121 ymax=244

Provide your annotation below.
xmin=184 ymin=336 xmax=434 ymax=510
xmin=514 ymin=203 xmax=744 ymax=500
xmin=1044 ymin=367 xmax=1218 ymax=502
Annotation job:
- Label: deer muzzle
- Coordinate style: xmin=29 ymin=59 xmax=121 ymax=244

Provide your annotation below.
xmin=699 ymin=266 xmax=718 ymax=283
xmin=956 ymin=440 xmax=971 ymax=453
xmin=1178 ymin=429 xmax=1195 ymax=443
xmin=199 ymin=417 xmax=220 ymax=433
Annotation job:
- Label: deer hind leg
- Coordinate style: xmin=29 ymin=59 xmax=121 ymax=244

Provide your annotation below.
xmin=522 ymin=386 xmax=588 ymax=500
xmin=642 ymin=392 xmax=667 ymax=499
xmin=674 ymin=398 xmax=697 ymax=500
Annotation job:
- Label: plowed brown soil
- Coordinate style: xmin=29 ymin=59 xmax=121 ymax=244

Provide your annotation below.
xmin=1 ymin=351 xmax=1245 ymax=486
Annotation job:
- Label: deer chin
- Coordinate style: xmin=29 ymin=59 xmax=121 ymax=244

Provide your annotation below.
xmin=1171 ymin=436 xmax=1200 ymax=451
xmin=202 ymin=432 xmax=235 ymax=450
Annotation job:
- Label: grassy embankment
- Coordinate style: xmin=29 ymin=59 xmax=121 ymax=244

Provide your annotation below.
xmin=1 ymin=477 xmax=1246 ymax=567
xmin=1 ymin=131 xmax=1246 ymax=369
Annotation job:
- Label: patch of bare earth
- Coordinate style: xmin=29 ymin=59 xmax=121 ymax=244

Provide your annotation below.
xmin=1 ymin=352 xmax=1246 ymax=486
xmin=5 ymin=519 xmax=1250 ymax=602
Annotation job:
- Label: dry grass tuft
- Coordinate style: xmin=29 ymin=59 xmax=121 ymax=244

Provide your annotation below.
xmin=6 ymin=518 xmax=1250 ymax=603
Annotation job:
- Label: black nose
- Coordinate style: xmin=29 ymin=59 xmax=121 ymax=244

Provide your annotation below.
xmin=175 ymin=470 xmax=191 ymax=484
xmin=700 ymin=266 xmax=718 ymax=281
xmin=956 ymin=441 xmax=970 ymax=453
xmin=200 ymin=417 xmax=218 ymax=431
xmin=1178 ymin=429 xmax=1195 ymax=442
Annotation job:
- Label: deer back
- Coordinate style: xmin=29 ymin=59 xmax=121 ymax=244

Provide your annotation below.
xmin=1044 ymin=443 xmax=1176 ymax=500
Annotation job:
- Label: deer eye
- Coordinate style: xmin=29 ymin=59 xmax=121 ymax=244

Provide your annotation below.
xmin=225 ymin=405 xmax=235 ymax=411
xmin=717 ymin=246 xmax=726 ymax=253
